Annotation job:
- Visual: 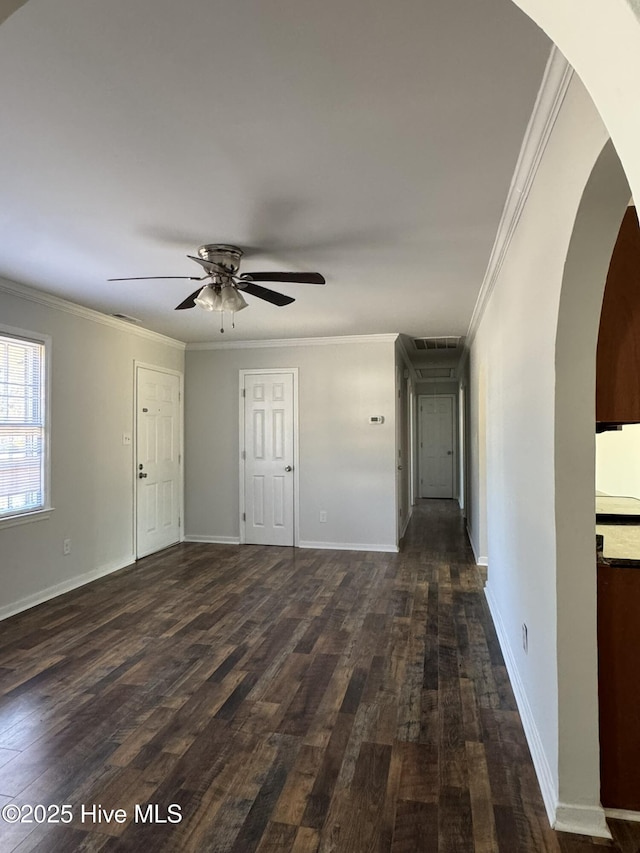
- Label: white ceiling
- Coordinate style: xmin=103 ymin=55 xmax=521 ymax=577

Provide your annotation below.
xmin=0 ymin=0 xmax=549 ymax=344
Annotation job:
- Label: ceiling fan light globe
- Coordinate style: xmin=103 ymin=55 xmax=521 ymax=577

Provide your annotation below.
xmin=194 ymin=285 xmax=221 ymax=311
xmin=220 ymin=284 xmax=248 ymax=312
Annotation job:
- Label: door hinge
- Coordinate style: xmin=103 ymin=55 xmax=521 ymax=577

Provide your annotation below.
xmin=241 ymin=450 xmax=246 ymax=460
xmin=241 ymin=388 xmax=246 ymax=397
xmin=242 ymin=512 xmax=246 ymax=522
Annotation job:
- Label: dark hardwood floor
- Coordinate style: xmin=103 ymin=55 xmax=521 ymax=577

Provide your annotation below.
xmin=0 ymin=500 xmax=638 ymax=851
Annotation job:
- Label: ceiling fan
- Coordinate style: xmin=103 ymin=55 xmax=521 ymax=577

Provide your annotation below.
xmin=109 ymin=243 xmax=326 ymax=331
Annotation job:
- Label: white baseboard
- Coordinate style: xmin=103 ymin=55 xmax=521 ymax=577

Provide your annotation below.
xmin=183 ymin=535 xmax=240 ymax=545
xmin=555 ymin=803 xmax=611 ymax=838
xmin=183 ymin=536 xmax=397 ymax=552
xmin=0 ymin=554 xmax=135 ymax=623
xmin=605 ymin=808 xmax=640 ymax=823
xmin=484 ymin=583 xmax=558 ymax=827
xmin=299 ymin=540 xmax=398 ymax=553
xmin=484 ymin=583 xmax=611 ymax=840
xmin=466 ymin=523 xmax=488 ymax=566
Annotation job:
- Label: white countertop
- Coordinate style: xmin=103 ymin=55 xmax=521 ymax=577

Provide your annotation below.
xmin=597 ymin=523 xmax=640 ymax=561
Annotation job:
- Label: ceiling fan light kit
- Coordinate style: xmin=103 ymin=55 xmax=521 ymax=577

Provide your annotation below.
xmin=194 ymin=281 xmax=248 ymax=332
xmin=108 ymin=244 xmax=326 ymax=333
xmin=194 ymin=285 xmax=221 ymax=311
xmin=220 ymin=283 xmax=248 ymax=313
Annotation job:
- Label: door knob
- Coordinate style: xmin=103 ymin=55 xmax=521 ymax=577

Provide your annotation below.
xmin=139 ymin=472 xmax=148 ymax=479
xmin=397 ymin=465 xmax=403 ymax=470
xmin=284 ymin=465 xmax=293 ymax=472
xmin=447 ymin=451 xmax=453 ymax=456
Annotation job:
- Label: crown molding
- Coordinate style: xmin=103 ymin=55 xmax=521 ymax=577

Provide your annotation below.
xmin=466 ymin=46 xmax=574 ymax=347
xmin=186 ymin=333 xmax=399 ymax=351
xmin=0 ymin=277 xmax=186 ymax=350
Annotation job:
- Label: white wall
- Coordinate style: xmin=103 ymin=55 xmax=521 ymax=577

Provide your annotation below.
xmin=596 ymin=425 xmax=640 ymax=498
xmin=0 ymin=282 xmax=184 ymax=619
xmin=468 ymin=73 xmax=618 ymax=834
xmin=184 ymin=337 xmax=398 ymax=551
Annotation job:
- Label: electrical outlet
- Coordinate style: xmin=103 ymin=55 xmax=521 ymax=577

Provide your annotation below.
xmin=63 ymin=538 xmax=71 ymax=556
xmin=522 ymin=623 xmax=528 ymax=654
xmin=319 ymin=511 xmax=327 ymax=523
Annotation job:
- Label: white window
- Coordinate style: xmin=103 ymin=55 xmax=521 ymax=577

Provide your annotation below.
xmin=0 ymin=329 xmax=49 ymax=522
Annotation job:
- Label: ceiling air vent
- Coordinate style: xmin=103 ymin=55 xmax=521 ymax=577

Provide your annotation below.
xmin=111 ymin=313 xmax=140 ymax=324
xmin=413 ymin=336 xmax=462 ymax=351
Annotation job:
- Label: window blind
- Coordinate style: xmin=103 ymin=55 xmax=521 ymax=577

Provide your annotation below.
xmin=0 ymin=334 xmax=46 ymax=517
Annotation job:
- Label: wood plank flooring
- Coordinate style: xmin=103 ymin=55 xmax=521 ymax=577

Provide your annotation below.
xmin=0 ymin=500 xmax=639 ymax=851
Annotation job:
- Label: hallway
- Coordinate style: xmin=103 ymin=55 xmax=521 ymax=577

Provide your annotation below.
xmin=0 ymin=501 xmax=637 ymax=851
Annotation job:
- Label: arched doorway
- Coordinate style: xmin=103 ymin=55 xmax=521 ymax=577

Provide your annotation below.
xmin=554 ymin=140 xmax=630 ymax=829
xmin=464 ymin=0 xmax=640 ymax=835
xmin=469 ymin=71 xmax=631 ymax=837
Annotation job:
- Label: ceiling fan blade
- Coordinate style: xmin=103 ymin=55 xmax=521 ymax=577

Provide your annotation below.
xmin=238 ymin=281 xmax=295 ymax=306
xmin=108 ymin=275 xmax=206 ymax=282
xmin=174 ymin=287 xmax=205 ymax=310
xmin=187 ymin=255 xmax=228 ymax=276
xmin=240 ymin=271 xmax=325 ymax=284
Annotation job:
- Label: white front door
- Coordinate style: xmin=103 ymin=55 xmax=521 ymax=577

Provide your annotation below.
xmin=242 ymin=371 xmax=295 ymax=546
xmin=419 ymin=395 xmax=454 ymax=499
xmin=136 ymin=366 xmax=182 ymax=558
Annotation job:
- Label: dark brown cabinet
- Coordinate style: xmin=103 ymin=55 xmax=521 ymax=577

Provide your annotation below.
xmin=598 ymin=563 xmax=640 ymax=809
xmin=596 ymin=206 xmax=640 ymax=424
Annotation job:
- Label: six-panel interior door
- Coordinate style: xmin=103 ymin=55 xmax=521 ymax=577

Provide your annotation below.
xmin=419 ymin=396 xmax=454 ymax=499
xmin=136 ymin=366 xmax=181 ymax=558
xmin=243 ymin=372 xmax=294 ymax=546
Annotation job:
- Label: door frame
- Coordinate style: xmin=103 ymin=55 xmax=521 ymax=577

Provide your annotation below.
xmin=408 ymin=376 xmax=416 ymax=508
xmin=417 ymin=393 xmax=457 ymax=500
xmin=458 ymin=384 xmax=465 ymax=511
xmin=238 ymin=368 xmax=300 ymax=546
xmin=134 ymin=361 xmax=184 ymax=559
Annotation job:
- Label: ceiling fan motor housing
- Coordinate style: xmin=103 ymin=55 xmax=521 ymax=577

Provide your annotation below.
xmin=198 ymin=244 xmax=243 ymax=275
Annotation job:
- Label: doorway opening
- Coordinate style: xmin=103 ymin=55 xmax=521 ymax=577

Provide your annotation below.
xmin=418 ymin=394 xmax=457 ymax=500
xmin=593 ymin=202 xmax=640 ymax=814
xmin=553 ymin=137 xmax=631 ymax=829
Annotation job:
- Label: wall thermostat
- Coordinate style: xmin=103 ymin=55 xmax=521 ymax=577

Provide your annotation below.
xmin=369 ymin=416 xmax=384 ymax=424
